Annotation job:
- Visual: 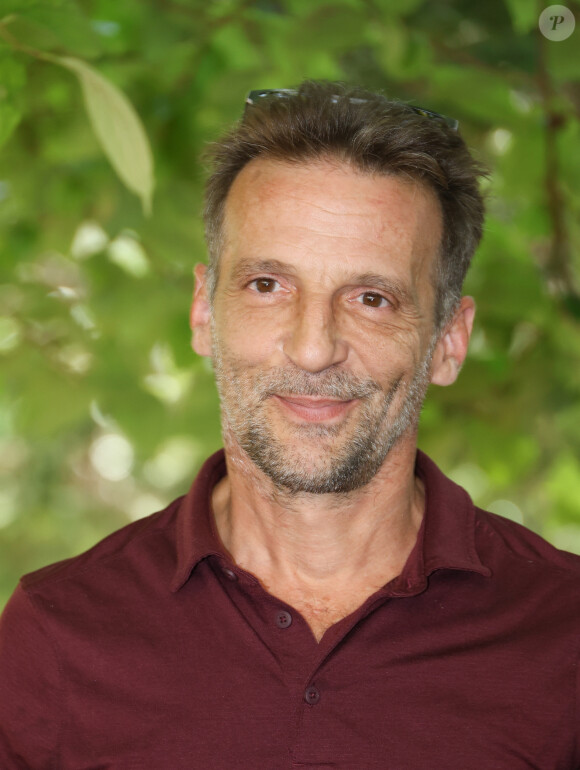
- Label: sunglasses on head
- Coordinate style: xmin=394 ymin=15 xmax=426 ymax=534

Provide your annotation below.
xmin=245 ymin=89 xmax=459 ymax=131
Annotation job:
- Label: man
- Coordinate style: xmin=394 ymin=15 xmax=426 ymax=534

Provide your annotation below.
xmin=1 ymin=81 xmax=579 ymax=769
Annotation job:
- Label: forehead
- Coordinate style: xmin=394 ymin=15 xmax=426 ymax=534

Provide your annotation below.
xmin=221 ymin=157 xmax=443 ymax=285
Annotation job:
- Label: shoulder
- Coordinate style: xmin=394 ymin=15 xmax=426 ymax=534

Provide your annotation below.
xmin=418 ymin=449 xmax=580 ymax=584
xmin=473 ymin=506 xmax=580 ymax=614
xmin=474 ymin=506 xmax=580 ymax=573
xmin=19 ymin=495 xmax=184 ymax=599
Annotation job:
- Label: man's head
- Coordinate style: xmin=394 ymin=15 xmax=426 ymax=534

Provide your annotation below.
xmin=192 ymin=82 xmax=486 ymax=495
xmin=203 ymin=80 xmax=487 ymax=330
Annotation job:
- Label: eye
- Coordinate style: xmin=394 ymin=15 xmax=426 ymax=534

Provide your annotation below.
xmin=357 ymin=292 xmax=390 ymax=308
xmin=249 ymin=278 xmax=280 ymax=293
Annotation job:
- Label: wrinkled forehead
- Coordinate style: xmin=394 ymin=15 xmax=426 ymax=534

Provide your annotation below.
xmin=221 ymin=157 xmax=444 ymax=285
xmin=226 ymin=154 xmax=442 ymax=212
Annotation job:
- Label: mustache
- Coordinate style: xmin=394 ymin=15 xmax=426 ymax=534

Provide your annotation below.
xmin=253 ymin=367 xmax=382 ymax=401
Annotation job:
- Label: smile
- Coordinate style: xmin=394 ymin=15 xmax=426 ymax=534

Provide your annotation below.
xmin=272 ymin=394 xmax=358 ymax=423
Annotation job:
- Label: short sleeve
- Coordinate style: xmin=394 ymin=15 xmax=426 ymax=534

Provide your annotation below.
xmin=0 ymin=584 xmax=62 ymax=769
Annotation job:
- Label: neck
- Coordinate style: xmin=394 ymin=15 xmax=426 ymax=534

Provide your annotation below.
xmin=212 ymin=432 xmax=424 ymax=592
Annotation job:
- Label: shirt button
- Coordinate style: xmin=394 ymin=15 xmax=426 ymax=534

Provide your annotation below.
xmin=222 ymin=567 xmax=237 ymax=581
xmin=304 ymin=686 xmax=320 ymax=705
xmin=275 ymin=610 xmax=292 ymax=629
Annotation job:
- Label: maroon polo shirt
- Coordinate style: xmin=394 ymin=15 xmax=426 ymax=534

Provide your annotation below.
xmin=1 ymin=449 xmax=579 ymax=769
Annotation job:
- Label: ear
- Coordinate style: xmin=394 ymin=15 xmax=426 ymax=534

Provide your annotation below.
xmin=190 ymin=263 xmax=212 ymax=357
xmin=430 ymin=296 xmax=475 ymax=387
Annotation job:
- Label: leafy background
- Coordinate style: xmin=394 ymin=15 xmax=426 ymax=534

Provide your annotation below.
xmin=1 ymin=0 xmax=579 ymax=608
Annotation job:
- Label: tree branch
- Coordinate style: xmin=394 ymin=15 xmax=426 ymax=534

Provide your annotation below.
xmin=535 ymin=20 xmax=579 ymax=308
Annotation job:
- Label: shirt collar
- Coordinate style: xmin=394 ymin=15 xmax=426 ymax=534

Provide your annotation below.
xmin=404 ymin=450 xmax=492 ymax=588
xmin=171 ymin=448 xmax=491 ymax=593
xmin=171 ymin=449 xmax=228 ymax=592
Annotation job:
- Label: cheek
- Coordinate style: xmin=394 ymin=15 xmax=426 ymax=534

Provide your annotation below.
xmin=354 ymin=325 xmax=424 ymax=374
xmin=214 ymin=306 xmax=282 ymax=364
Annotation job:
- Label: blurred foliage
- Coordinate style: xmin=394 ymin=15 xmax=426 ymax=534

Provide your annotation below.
xmin=0 ymin=0 xmax=579 ymax=607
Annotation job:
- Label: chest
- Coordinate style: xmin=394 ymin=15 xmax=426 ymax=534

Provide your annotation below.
xmin=287 ymin=599 xmax=358 ymax=642
xmin=269 ymin=581 xmax=389 ymax=642
xmin=46 ymin=558 xmax=579 ymax=770
xmin=56 ymin=582 xmax=577 ymax=770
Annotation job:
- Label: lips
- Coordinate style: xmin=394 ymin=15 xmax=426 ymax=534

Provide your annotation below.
xmin=281 ymin=396 xmax=350 ymax=408
xmin=272 ymin=394 xmax=356 ymax=423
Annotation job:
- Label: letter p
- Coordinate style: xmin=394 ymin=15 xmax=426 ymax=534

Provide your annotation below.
xmin=539 ymin=5 xmax=575 ymax=40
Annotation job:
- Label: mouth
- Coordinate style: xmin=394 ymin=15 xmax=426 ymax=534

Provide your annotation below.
xmin=272 ymin=394 xmax=358 ymax=423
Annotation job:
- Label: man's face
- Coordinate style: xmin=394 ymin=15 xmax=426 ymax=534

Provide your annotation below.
xmin=193 ymin=158 xmax=460 ymax=495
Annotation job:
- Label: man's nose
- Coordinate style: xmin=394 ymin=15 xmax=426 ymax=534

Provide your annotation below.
xmin=282 ymin=296 xmax=348 ymax=373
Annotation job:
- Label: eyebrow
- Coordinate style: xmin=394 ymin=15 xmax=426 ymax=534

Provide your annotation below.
xmin=230 ymin=259 xmax=297 ymax=284
xmin=351 ymin=271 xmax=415 ymax=305
xmin=230 ymin=258 xmax=415 ymax=305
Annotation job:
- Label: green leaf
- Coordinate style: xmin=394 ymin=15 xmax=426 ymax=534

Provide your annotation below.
xmin=0 ymin=51 xmax=25 ymax=149
xmin=9 ymin=3 xmax=101 ymax=56
xmin=503 ymin=0 xmax=538 ymax=34
xmin=0 ymin=54 xmax=26 ymax=95
xmin=0 ymin=100 xmax=20 ymax=148
xmin=54 ymin=56 xmax=154 ymax=216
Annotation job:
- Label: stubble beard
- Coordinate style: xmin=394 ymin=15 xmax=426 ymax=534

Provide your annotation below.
xmin=210 ymin=323 xmax=436 ymax=496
